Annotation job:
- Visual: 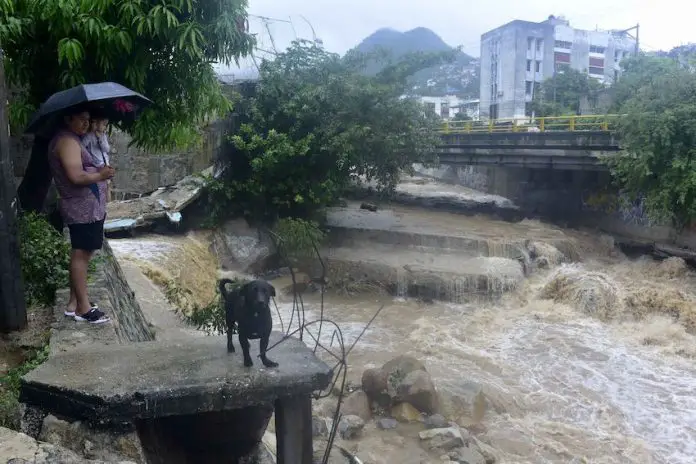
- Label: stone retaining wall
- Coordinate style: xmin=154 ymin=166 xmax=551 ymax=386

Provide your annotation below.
xmin=10 ymin=117 xmax=233 ymax=198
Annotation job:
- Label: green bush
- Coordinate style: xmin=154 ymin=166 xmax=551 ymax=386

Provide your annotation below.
xmin=0 ymin=344 xmax=50 ymax=429
xmin=206 ymin=126 xmax=330 ymax=223
xmin=18 ymin=212 xmax=70 ymax=306
xmin=209 ymin=40 xmax=442 ymax=224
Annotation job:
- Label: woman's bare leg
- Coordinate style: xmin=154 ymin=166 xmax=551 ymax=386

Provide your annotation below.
xmin=67 ymin=279 xmax=77 ymax=312
xmin=70 ymin=249 xmax=94 ymax=316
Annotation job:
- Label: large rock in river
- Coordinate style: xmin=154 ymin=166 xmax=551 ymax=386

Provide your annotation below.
xmin=361 ymin=355 xmax=439 ymax=414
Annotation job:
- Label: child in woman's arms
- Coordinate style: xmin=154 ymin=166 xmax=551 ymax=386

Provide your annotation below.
xmin=82 ymin=114 xmax=113 ymax=202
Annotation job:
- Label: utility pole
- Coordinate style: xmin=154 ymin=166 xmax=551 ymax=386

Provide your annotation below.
xmin=0 ymin=46 xmax=27 ymax=332
xmin=618 ymin=24 xmax=640 ymax=55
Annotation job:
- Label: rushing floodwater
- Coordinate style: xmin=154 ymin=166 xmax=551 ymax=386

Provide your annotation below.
xmin=110 ymin=200 xmax=696 ymax=464
xmin=263 ymin=266 xmax=696 ymax=464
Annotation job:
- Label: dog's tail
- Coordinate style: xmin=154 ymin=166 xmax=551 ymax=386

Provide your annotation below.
xmin=218 ymin=278 xmax=236 ymax=296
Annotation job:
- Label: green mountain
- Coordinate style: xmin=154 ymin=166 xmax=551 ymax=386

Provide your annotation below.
xmin=353 ymin=27 xmax=479 ymax=98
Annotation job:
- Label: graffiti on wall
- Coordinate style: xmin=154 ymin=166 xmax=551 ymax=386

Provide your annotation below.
xmin=456 ymin=166 xmax=489 ymax=192
xmin=581 ymin=189 xmax=664 ymax=227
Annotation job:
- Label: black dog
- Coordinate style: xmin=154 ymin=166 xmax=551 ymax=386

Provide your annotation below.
xmin=218 ymin=278 xmax=278 ymax=368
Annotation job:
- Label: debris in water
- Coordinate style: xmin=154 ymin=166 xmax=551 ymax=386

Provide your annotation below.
xmin=166 ymin=211 xmax=182 ymax=225
xmin=360 ymin=202 xmax=379 ymax=212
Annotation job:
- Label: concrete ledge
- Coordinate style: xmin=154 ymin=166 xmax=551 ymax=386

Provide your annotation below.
xmin=21 ymin=332 xmax=332 ymax=424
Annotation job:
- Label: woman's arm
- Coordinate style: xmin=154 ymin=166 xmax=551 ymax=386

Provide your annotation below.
xmin=57 ymin=137 xmax=109 ymax=186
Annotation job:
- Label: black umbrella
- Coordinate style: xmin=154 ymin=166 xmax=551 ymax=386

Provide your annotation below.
xmin=25 ymin=82 xmax=153 ymax=135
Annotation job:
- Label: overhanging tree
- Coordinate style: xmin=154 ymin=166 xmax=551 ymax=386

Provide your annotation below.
xmin=210 ymin=40 xmax=444 ymax=222
xmin=608 ymin=54 xmax=680 ymax=112
xmin=607 ymin=61 xmax=696 ymax=228
xmin=0 ymin=0 xmax=254 ymax=211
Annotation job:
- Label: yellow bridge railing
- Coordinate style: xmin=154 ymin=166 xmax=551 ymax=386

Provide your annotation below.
xmin=439 ymin=114 xmax=620 ymax=134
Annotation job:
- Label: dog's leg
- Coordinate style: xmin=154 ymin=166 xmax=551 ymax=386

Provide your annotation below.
xmin=239 ymin=333 xmax=253 ymax=367
xmin=226 ymin=327 xmax=235 ymax=353
xmin=259 ymin=335 xmax=278 ymax=368
xmin=226 ymin=314 xmax=236 ymax=353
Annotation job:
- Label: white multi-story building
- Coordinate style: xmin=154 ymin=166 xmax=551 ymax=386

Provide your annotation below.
xmin=419 ymin=96 xmax=480 ymax=120
xmin=479 ymin=15 xmax=637 ymax=120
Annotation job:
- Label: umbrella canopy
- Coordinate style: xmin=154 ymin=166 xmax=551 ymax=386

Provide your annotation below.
xmin=25 ymin=82 xmax=152 ymax=135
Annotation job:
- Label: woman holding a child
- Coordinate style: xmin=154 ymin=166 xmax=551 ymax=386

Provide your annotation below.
xmin=47 ymin=105 xmax=114 ymax=324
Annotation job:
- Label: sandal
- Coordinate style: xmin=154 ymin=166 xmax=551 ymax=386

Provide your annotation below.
xmin=74 ymin=307 xmax=111 ymax=324
xmin=64 ymin=302 xmax=98 ymax=317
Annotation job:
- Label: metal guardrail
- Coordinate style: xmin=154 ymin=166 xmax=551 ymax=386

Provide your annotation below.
xmin=439 ymin=114 xmax=620 ymax=134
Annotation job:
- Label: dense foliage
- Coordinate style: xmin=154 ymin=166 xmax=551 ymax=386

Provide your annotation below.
xmin=17 ymin=212 xmax=70 ymax=306
xmin=209 ymin=40 xmax=443 ymax=223
xmin=532 ymin=68 xmax=603 ymax=116
xmin=608 ymin=54 xmax=681 ymax=112
xmin=0 ymin=0 xmax=253 ymax=148
xmin=607 ymin=55 xmax=696 ymax=227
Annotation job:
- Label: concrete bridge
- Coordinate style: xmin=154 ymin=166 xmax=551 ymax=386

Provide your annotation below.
xmin=436 ymin=115 xmax=621 ymax=171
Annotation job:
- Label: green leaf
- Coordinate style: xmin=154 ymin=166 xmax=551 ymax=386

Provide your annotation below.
xmin=57 ymin=37 xmax=85 ymax=67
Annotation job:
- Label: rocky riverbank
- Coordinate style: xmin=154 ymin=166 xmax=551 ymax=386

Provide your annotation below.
xmin=305 ymin=355 xmax=495 ymax=464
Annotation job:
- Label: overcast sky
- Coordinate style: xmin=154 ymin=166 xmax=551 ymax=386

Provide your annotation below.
xmin=216 ymin=0 xmax=696 ymax=75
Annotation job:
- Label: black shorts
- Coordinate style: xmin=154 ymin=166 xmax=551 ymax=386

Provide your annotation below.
xmin=68 ymin=219 xmax=105 ymax=251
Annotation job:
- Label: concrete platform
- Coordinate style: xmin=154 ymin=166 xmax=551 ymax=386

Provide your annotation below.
xmin=21 ymin=332 xmax=332 ymax=424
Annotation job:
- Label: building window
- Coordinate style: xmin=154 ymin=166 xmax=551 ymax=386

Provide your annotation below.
xmin=536 ymin=38 xmax=543 ymax=52
xmin=526 ymin=60 xmax=532 ymax=72
xmin=614 ymin=69 xmax=619 ymax=81
xmin=535 ymin=61 xmax=542 ymax=73
xmin=555 ymin=62 xmax=570 ymax=73
xmin=589 ymin=66 xmax=604 ymax=75
xmin=614 ymin=50 xmax=620 ymax=61
xmin=554 ymin=52 xmax=571 ymax=63
xmin=424 ymin=102 xmax=436 ymax=114
xmin=589 ymin=57 xmax=604 ymax=67
xmin=527 ymin=37 xmax=533 ymax=51
xmin=590 ymin=45 xmax=606 ymax=54
xmin=441 ymin=102 xmax=450 ymax=119
xmin=525 ymin=80 xmax=533 ymax=95
xmin=554 ymin=40 xmax=572 ymax=49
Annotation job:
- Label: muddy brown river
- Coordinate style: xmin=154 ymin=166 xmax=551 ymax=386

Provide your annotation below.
xmin=110 ymin=184 xmax=696 ymax=464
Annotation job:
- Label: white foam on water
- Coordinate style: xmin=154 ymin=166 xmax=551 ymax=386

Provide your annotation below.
xmin=268 ymin=291 xmax=696 ymax=463
xmin=491 ymin=319 xmax=696 ymax=463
